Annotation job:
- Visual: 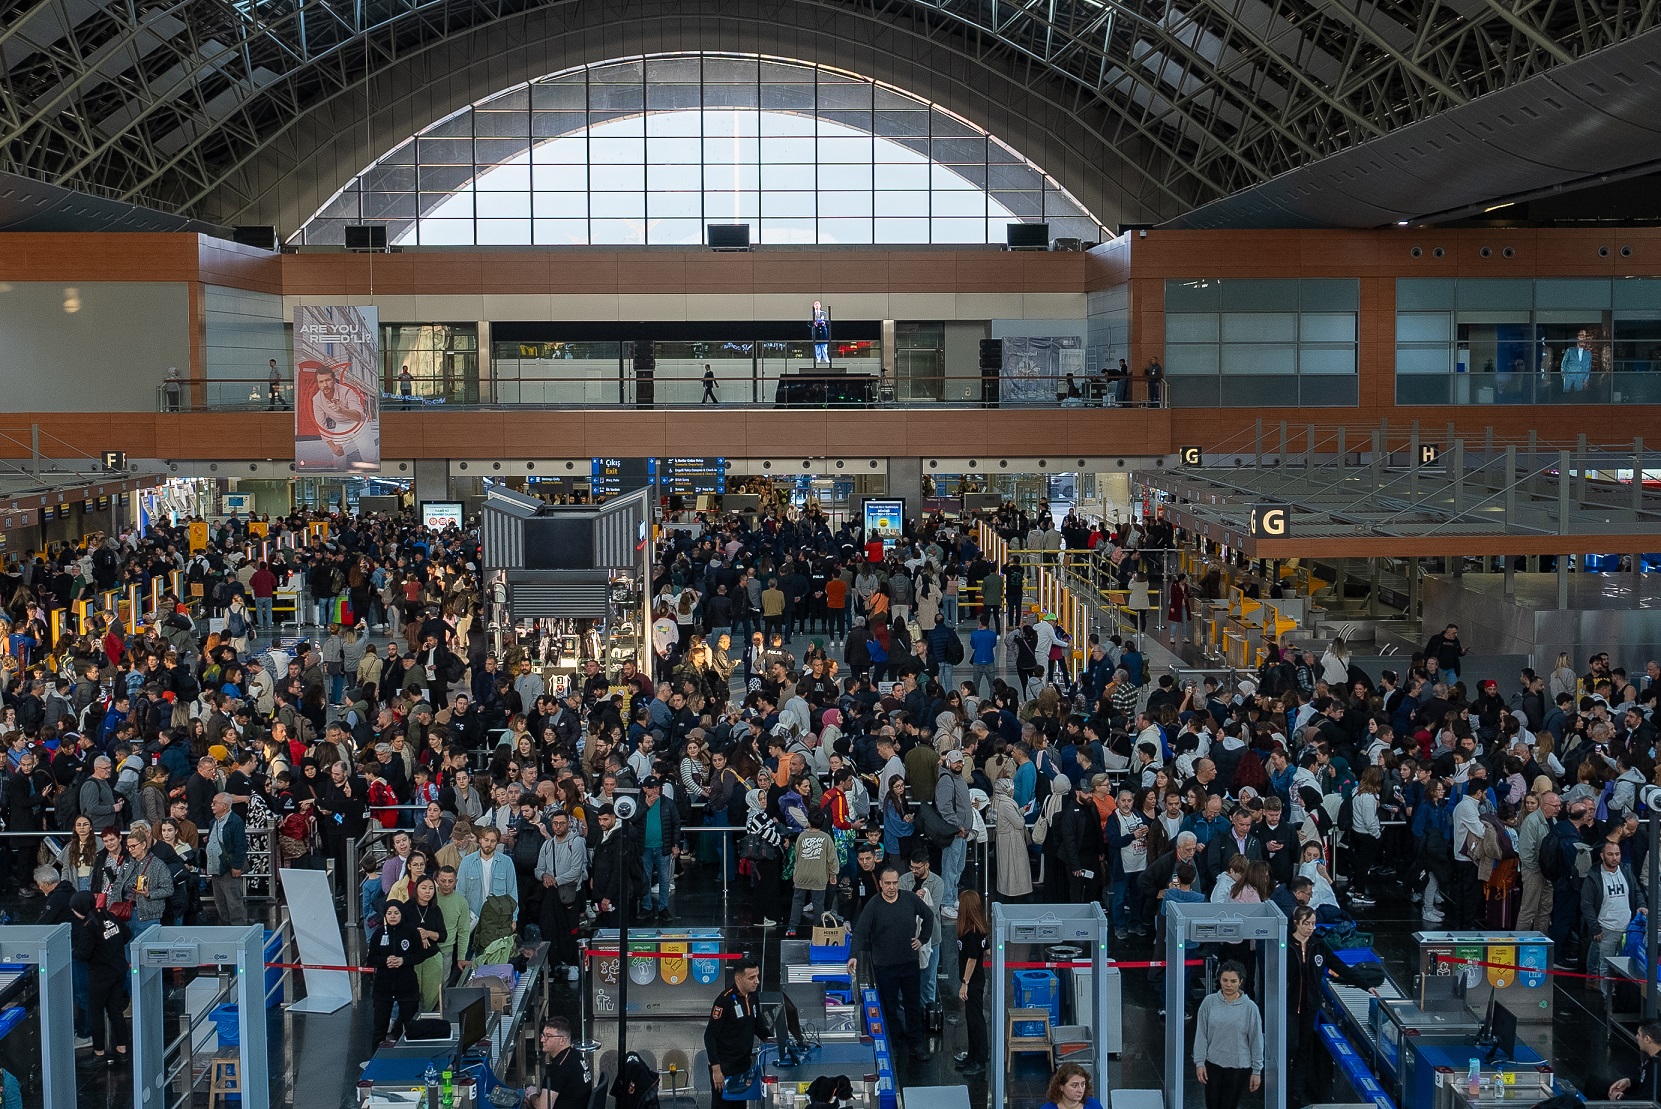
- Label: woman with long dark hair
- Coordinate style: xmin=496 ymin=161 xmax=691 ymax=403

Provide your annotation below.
xmin=953 ymin=890 xmax=990 ymax=1077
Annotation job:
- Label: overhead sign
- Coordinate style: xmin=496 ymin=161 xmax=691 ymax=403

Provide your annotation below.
xmin=1179 ymin=446 xmax=1203 ymax=466
xmin=1249 ymin=503 xmax=1290 ymax=539
xmin=294 ymin=305 xmax=380 ymax=474
xmin=101 ymin=451 xmax=125 ymax=471
xmin=421 ymin=501 xmax=464 ymax=530
xmin=591 ymin=458 xmax=653 ymax=499
xmin=1418 ymin=443 xmax=1440 ymax=465
xmin=661 ymin=457 xmax=727 ymax=496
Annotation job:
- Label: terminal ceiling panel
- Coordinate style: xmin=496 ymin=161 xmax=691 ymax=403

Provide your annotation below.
xmin=0 ymin=0 xmax=1656 ymax=230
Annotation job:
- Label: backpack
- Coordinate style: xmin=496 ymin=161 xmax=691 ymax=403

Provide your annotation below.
xmin=944 ymin=632 xmax=964 ymax=665
xmin=1537 ymin=831 xmax=1567 ymax=883
xmin=1596 ymin=780 xmax=1617 ymax=823
xmin=1031 ymin=751 xmax=1056 ymax=808
xmin=1337 ymin=792 xmax=1355 ymax=836
xmin=226 ymin=609 xmax=248 ymax=638
xmin=1031 ymin=790 xmax=1065 ymax=846
xmin=1015 ymin=627 xmax=1038 ymax=669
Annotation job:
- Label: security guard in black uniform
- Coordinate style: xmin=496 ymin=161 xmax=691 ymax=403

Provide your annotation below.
xmin=704 ymin=956 xmax=770 ymax=1109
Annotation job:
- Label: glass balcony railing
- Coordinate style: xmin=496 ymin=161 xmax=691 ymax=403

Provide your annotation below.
xmin=1396 ymin=371 xmax=1661 ymax=406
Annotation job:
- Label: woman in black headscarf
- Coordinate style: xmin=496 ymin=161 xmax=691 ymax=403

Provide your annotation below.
xmin=70 ymin=890 xmax=130 ymax=1062
xmin=367 ymin=898 xmax=431 ymax=1043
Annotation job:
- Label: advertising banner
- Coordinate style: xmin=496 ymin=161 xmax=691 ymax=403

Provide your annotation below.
xmin=294 ymin=305 xmax=380 ymax=473
xmin=1002 ymin=335 xmax=1084 ymax=405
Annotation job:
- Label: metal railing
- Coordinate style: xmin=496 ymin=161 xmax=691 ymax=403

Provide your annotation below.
xmin=157 ymin=372 xmax=1170 ymax=412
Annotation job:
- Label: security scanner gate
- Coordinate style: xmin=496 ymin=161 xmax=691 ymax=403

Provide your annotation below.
xmin=1163 ymin=902 xmax=1287 ymax=1109
xmin=132 ymin=926 xmax=269 ymax=1109
xmin=0 ymin=924 xmax=76 ymax=1109
xmin=988 ymin=903 xmax=1115 ymax=1109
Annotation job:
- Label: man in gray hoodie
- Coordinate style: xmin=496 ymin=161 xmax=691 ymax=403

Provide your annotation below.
xmin=934 ymin=748 xmax=972 ymax=918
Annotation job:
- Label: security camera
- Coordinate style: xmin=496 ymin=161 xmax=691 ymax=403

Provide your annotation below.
xmin=1641 ymin=785 xmax=1661 ymax=811
xmin=614 ymin=795 xmax=638 ymax=821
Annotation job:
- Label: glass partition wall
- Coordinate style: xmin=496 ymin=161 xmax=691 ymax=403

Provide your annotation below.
xmin=1396 ymin=278 xmax=1661 ymax=404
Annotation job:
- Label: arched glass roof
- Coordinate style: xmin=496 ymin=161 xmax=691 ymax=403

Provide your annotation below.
xmin=295 ymin=53 xmax=1104 ymax=247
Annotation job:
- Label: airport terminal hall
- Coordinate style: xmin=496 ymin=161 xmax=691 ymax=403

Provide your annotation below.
xmin=10 ymin=6 xmax=1661 ymax=1109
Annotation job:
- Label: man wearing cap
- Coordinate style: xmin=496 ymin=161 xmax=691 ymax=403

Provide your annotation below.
xmin=935 ymin=748 xmax=972 ymax=918
xmin=535 ymin=809 xmax=588 ymax=981
xmin=632 ymin=777 xmax=682 ymax=924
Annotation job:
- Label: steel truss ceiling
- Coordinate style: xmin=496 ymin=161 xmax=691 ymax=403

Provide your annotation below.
xmin=0 ymin=0 xmax=1655 ymax=225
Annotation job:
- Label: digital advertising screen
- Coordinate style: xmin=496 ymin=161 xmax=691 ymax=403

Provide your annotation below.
xmin=421 ymin=501 xmax=464 ymax=530
xmin=863 ymin=498 xmax=906 ymax=546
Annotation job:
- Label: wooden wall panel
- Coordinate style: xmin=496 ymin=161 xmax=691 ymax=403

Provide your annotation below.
xmin=0 ymin=233 xmax=201 ymax=282
xmin=1131 ymin=228 xmax=1661 ymax=280
xmin=196 ymin=239 xmax=283 ymax=293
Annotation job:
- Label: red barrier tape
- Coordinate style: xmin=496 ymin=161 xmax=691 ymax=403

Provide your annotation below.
xmin=1431 ymin=954 xmax=1612 ymax=983
xmin=1006 ymin=959 xmax=1205 ymax=970
xmin=586 ymin=949 xmax=746 ymax=960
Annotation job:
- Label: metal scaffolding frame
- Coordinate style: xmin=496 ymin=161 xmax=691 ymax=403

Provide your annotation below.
xmin=2 ymin=0 xmax=1655 ymax=229
xmin=1137 ymin=421 xmax=1661 ymax=584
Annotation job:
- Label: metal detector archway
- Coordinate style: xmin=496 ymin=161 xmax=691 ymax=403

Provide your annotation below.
xmin=131 ymin=926 xmax=269 ymax=1109
xmin=1163 ymin=902 xmax=1287 ymax=1109
xmin=0 ymin=924 xmax=76 ymax=1109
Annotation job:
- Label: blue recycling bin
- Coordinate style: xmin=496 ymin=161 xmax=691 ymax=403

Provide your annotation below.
xmin=210 ymin=1003 xmax=240 ymax=1049
xmin=1013 ymin=969 xmax=1061 ymax=1034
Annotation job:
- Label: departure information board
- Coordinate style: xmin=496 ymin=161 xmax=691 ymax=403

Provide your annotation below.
xmin=661 ymin=457 xmax=727 ymax=495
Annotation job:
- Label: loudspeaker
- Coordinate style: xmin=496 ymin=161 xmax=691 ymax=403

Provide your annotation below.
xmin=232 ymin=225 xmax=278 ymax=251
xmin=345 ymin=224 xmax=388 ymax=251
xmin=980 ymin=338 xmax=1003 ymax=408
xmin=706 ymin=223 xmax=751 ymax=250
xmin=1006 ymin=222 xmax=1050 ymax=249
xmin=633 ymin=339 xmax=655 ymax=409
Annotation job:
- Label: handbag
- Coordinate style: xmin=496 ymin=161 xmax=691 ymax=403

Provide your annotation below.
xmin=739 ymin=832 xmax=778 ymax=861
xmin=95 ymin=891 xmax=135 ymax=921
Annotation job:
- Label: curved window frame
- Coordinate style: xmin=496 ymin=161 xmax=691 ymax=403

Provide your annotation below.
xmin=295 ymin=52 xmax=1104 ymax=247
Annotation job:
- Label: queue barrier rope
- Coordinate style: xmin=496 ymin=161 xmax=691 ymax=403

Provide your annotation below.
xmin=1006 ymin=959 xmax=1205 ymax=970
xmin=586 ymin=949 xmax=747 ymax=960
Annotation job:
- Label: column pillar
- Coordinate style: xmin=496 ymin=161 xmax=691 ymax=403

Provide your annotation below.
xmin=414 ymin=459 xmax=448 ymax=507
xmin=887 ymin=457 xmax=924 ymax=524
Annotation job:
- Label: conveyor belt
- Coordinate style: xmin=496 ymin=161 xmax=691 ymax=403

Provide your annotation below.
xmin=0 ymin=965 xmax=28 ymax=1005
xmin=485 ymin=952 xmax=544 ymax=1075
xmin=1328 ymin=979 xmax=1406 ymax=1049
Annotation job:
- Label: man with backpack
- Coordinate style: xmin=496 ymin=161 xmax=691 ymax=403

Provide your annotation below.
xmin=924 ymin=614 xmax=960 ymax=691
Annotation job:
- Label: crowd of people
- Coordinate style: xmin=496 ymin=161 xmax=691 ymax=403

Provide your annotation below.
xmin=6 ymin=497 xmax=1661 ymax=1105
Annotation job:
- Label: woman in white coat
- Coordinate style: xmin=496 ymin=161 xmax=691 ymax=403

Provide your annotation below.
xmin=1319 ymin=639 xmax=1352 ymax=688
xmin=992 ymin=778 xmax=1033 ymax=900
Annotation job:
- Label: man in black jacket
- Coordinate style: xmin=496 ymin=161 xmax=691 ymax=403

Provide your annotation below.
xmin=1255 ymin=797 xmax=1300 ymax=887
xmin=1056 ymin=784 xmax=1104 ymax=904
xmin=1139 ymin=832 xmax=1203 ymax=927
xmin=590 ymin=805 xmax=644 ymax=927
xmin=6 ymin=751 xmax=48 ymax=895
xmin=1204 ymin=805 xmax=1265 ymax=891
